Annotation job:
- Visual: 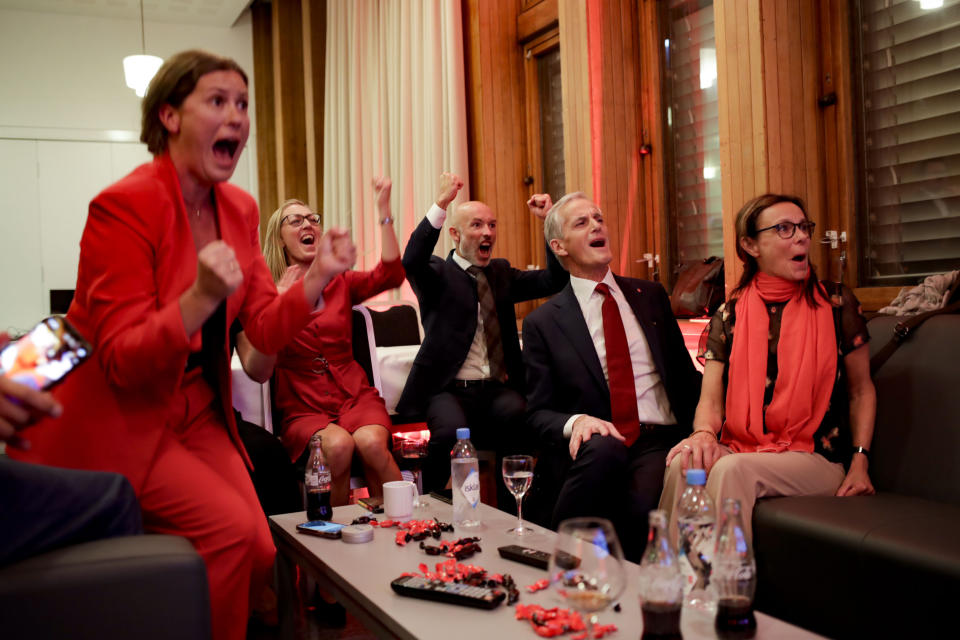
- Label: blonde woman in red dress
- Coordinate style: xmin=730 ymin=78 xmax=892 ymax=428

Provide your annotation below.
xmin=242 ymin=178 xmax=405 ymax=506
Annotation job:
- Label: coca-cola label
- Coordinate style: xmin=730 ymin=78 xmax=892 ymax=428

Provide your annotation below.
xmin=461 ymin=469 xmax=480 ymax=508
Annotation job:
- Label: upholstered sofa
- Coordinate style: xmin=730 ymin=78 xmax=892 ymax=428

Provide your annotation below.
xmin=752 ymin=314 xmax=960 ymax=638
xmin=0 ymin=534 xmax=210 ymax=640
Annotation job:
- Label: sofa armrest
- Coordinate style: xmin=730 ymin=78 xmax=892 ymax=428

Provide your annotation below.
xmin=0 ymin=534 xmax=210 ymax=640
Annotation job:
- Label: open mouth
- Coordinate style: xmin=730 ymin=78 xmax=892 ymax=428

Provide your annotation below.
xmin=299 ymin=231 xmax=317 ymax=246
xmin=477 ymin=243 xmax=492 ymax=256
xmin=213 ymin=138 xmax=240 ymax=160
xmin=589 ymin=238 xmax=607 ymax=248
xmin=791 ymin=254 xmax=807 ymax=263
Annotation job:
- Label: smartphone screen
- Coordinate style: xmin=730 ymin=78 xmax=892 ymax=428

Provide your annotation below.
xmin=0 ymin=316 xmax=92 ymax=391
xmin=296 ymin=520 xmax=346 ymax=539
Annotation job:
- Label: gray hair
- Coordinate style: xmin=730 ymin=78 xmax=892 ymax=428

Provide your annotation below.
xmin=544 ymin=191 xmax=589 ymax=245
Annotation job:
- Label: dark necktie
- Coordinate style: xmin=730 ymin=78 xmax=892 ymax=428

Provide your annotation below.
xmin=467 ymin=265 xmax=506 ymax=381
xmin=595 ymin=283 xmax=640 ymax=446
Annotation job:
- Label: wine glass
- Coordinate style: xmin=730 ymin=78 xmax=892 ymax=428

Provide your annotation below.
xmin=502 ymin=455 xmax=535 ymax=535
xmin=399 ymin=437 xmax=428 ymax=509
xmin=548 ymin=517 xmax=626 ymax=636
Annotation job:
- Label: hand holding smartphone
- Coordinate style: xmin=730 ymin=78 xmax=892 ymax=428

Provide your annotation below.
xmin=0 ymin=316 xmax=92 ymax=391
xmin=0 ymin=316 xmax=85 ymax=449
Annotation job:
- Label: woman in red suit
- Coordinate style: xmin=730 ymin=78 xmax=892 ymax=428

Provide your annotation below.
xmin=242 ymin=178 xmax=405 ymax=506
xmin=8 ymin=50 xmax=355 ymax=640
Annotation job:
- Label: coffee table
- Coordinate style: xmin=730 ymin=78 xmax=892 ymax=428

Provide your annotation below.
xmin=270 ymin=497 xmax=825 ymax=639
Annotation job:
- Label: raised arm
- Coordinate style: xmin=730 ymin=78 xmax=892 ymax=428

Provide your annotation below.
xmin=510 ymin=193 xmax=569 ymax=301
xmin=402 ymin=172 xmax=463 ymax=299
xmin=374 ymin=176 xmax=400 ymax=263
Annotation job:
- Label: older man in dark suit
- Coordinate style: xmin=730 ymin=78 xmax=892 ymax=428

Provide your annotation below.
xmin=522 ymin=192 xmax=701 ymax=560
xmin=397 ymin=173 xmax=568 ymax=499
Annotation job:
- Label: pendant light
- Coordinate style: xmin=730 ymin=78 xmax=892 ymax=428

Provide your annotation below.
xmin=123 ymin=0 xmax=163 ymax=97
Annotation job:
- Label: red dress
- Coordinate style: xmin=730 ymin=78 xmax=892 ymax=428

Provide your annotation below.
xmin=274 ymin=258 xmax=406 ymax=461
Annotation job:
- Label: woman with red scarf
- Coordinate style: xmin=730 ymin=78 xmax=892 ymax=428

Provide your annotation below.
xmin=659 ymin=194 xmax=876 ymax=541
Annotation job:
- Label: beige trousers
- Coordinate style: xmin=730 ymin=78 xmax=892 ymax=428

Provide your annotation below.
xmin=658 ymin=447 xmax=845 ymax=545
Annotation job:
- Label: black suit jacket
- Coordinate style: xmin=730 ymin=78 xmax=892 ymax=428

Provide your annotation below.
xmin=522 ymin=275 xmax=702 ymax=447
xmin=396 ymin=215 xmax=568 ymax=415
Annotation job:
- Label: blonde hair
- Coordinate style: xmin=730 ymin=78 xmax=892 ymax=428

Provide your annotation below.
xmin=263 ymin=199 xmax=317 ymax=283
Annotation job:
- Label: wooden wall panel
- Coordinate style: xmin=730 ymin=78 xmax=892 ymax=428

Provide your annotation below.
xmin=273 ymin=0 xmax=309 ymax=204
xmin=558 ymin=0 xmax=593 ymax=200
xmin=251 ymin=0 xmax=324 ymax=241
xmin=251 ymin=1 xmax=277 ymax=234
xmin=715 ymin=0 xmax=768 ymax=293
xmin=462 ymin=0 xmax=530 ymax=275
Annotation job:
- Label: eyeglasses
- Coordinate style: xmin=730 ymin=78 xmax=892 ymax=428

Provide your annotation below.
xmin=281 ymin=213 xmax=321 ymax=227
xmin=754 ymin=220 xmax=816 ymax=240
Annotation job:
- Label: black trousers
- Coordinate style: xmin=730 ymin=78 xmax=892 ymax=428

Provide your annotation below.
xmin=236 ymin=412 xmax=302 ymax=517
xmin=535 ymin=425 xmax=686 ymax=563
xmin=0 ymin=458 xmax=143 ymax=567
xmin=422 ymin=381 xmax=533 ymax=511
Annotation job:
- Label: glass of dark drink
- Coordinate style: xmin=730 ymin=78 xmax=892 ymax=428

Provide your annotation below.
xmin=715 ymin=595 xmax=757 ymax=639
xmin=641 ymin=601 xmax=682 ymax=640
xmin=713 ymin=499 xmax=757 ymax=640
xmin=638 ymin=510 xmax=684 ymax=639
xmin=399 ymin=437 xmax=428 ymax=508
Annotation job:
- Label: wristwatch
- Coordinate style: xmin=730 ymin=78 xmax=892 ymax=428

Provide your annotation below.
xmin=852 ymin=446 xmax=870 ymax=460
xmin=379 ymin=216 xmax=393 ymax=225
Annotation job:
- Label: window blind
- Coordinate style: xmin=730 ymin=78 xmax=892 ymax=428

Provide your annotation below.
xmin=664 ymin=0 xmax=723 ymax=264
xmin=857 ymin=0 xmax=960 ymax=284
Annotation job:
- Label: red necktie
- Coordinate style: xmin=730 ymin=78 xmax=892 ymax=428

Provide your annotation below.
xmin=595 ymin=283 xmax=641 ymax=446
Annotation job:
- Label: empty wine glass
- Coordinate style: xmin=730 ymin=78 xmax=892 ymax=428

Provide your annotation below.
xmin=549 ymin=517 xmax=626 ymax=636
xmin=502 ymin=455 xmax=535 ymax=535
xmin=399 ymin=437 xmax=428 ymax=509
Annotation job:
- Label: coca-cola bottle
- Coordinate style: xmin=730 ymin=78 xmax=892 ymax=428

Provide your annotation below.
xmin=638 ymin=509 xmax=684 ymax=639
xmin=304 ymin=433 xmax=332 ymax=521
xmin=713 ymin=498 xmax=757 ymax=639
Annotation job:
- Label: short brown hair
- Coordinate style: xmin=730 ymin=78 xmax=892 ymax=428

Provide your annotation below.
xmin=732 ymin=193 xmax=823 ymax=306
xmin=140 ymin=50 xmax=248 ymax=155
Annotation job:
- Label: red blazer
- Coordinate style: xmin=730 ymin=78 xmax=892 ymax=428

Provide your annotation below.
xmin=9 ymin=154 xmax=316 ymax=491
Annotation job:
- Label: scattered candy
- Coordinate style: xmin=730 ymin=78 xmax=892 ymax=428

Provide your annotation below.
xmin=515 ymin=604 xmax=617 ymax=638
xmin=526 ymin=578 xmax=549 ymax=593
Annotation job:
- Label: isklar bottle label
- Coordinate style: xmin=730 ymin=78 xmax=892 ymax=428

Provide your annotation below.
xmin=461 ymin=469 xmax=480 ymax=508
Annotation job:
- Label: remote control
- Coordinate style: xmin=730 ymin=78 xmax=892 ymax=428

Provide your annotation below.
xmin=390 ymin=575 xmax=505 ymax=609
xmin=498 ymin=545 xmax=581 ymax=570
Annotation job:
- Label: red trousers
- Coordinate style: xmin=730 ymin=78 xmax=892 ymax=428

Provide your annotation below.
xmin=138 ymin=378 xmax=274 ymax=640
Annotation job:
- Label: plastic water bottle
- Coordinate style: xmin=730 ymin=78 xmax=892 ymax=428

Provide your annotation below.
xmin=304 ymin=433 xmax=332 ymax=521
xmin=450 ymin=428 xmax=481 ymax=528
xmin=676 ymin=467 xmax=716 ymax=611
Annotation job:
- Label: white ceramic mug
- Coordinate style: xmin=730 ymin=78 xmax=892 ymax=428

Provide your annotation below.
xmin=383 ymin=480 xmax=418 ymax=520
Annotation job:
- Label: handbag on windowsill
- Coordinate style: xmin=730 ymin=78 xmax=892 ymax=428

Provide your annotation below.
xmin=670 ymin=256 xmax=725 ymax=318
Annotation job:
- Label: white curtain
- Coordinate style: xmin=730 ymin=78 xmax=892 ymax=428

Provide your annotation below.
xmin=324 ymin=0 xmax=470 ymax=283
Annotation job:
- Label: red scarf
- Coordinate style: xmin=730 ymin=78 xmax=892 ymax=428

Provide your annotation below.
xmin=722 ymin=272 xmax=836 ymax=453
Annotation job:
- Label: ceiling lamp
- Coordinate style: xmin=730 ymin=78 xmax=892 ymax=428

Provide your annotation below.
xmin=123 ymin=0 xmax=163 ymax=97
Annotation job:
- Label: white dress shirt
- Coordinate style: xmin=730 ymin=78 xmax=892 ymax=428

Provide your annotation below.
xmin=426 ymin=203 xmax=492 ymax=381
xmin=562 ymin=269 xmax=676 ymax=437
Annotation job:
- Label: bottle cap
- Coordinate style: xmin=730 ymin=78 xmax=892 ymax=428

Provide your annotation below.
xmin=456 ymin=428 xmax=470 ymax=440
xmin=686 ymin=468 xmax=707 ymax=485
xmin=341 ymin=524 xmax=374 ymax=544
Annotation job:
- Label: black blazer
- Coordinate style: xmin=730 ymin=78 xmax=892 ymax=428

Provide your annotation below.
xmin=522 ymin=275 xmax=702 ymax=447
xmin=396 ymin=215 xmax=568 ymax=415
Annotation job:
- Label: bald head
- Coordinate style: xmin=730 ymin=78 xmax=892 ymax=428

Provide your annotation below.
xmin=449 ymin=200 xmax=497 ymax=267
